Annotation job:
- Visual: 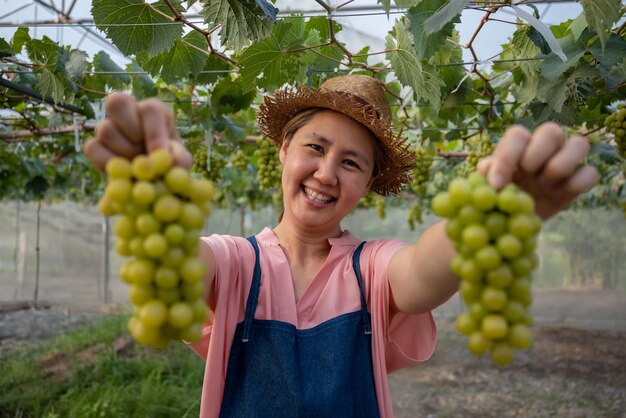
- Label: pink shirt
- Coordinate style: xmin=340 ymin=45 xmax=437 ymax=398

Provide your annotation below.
xmin=188 ymin=227 xmax=436 ymax=417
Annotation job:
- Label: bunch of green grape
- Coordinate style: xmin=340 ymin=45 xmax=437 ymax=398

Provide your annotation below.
xmin=192 ymin=144 xmax=227 ymax=183
xmin=431 ymin=172 xmax=542 ymax=366
xmin=458 ymin=137 xmax=495 ymax=177
xmin=254 ymin=138 xmax=282 ymax=191
xmin=410 ymin=148 xmax=434 ymax=193
xmin=359 ymin=191 xmax=377 ymax=208
xmin=98 ymin=149 xmax=213 ymax=349
xmin=230 ymin=149 xmax=249 ymax=170
xmin=407 ymin=202 xmax=422 ymax=231
xmin=604 ymin=103 xmax=626 ymax=158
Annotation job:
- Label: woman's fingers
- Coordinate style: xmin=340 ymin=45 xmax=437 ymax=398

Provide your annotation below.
xmin=83 ymin=137 xmax=117 ymax=172
xmin=105 ymin=92 xmax=143 ymax=144
xmin=96 ymin=119 xmax=145 ymax=157
xmin=169 ymin=140 xmax=193 ymax=169
xmin=138 ymin=99 xmax=174 ymax=153
xmin=562 ymin=164 xmax=599 ymax=196
xmin=542 ymin=135 xmax=590 ymax=184
xmin=520 ymin=122 xmax=565 ymax=174
xmin=488 ymin=125 xmax=531 ymax=189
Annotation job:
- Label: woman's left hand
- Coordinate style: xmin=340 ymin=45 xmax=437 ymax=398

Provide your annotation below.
xmin=477 ymin=122 xmax=600 ymax=220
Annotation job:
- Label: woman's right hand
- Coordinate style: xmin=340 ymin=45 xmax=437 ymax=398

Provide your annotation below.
xmin=84 ymin=92 xmax=192 ymax=172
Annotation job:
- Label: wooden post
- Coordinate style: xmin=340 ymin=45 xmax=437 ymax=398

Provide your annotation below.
xmin=14 ymin=232 xmax=26 ymax=301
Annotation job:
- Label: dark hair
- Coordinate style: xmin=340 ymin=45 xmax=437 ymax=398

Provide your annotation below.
xmin=275 ymin=108 xmax=385 ymax=222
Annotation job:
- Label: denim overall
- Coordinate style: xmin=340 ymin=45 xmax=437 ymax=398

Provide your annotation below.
xmin=218 ymin=237 xmax=380 ymax=418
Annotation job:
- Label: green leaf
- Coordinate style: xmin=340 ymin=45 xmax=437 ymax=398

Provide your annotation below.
xmin=193 ymin=55 xmax=232 ymax=85
xmin=211 ymin=77 xmax=256 ymax=115
xmin=304 ymin=17 xmax=344 ymax=71
xmin=378 ymin=0 xmax=392 ymax=14
xmin=386 ymin=19 xmax=443 ymax=111
xmin=408 ymin=0 xmax=459 ymax=60
xmin=539 ymin=35 xmax=586 ymax=79
xmin=11 ymin=27 xmax=30 ymax=54
xmin=0 ymin=38 xmax=12 ymax=58
xmin=569 ymin=12 xmax=588 ymax=41
xmin=423 ymin=0 xmax=468 ymax=35
xmin=238 ymin=19 xmax=309 ymax=91
xmin=580 ymin=0 xmax=621 ymax=50
xmin=528 ymin=27 xmax=550 ymax=55
xmin=136 ymin=30 xmax=208 ymax=84
xmin=495 ymin=27 xmax=541 ymax=105
xmin=128 ymin=62 xmax=157 ymax=99
xmin=590 ymin=34 xmax=626 ymax=69
xmin=35 ymin=68 xmax=66 ymax=103
xmin=202 ymin=0 xmax=274 ymax=51
xmin=79 ymin=96 xmax=96 ymax=120
xmin=93 ymin=51 xmax=131 ymax=90
xmin=65 ymin=49 xmax=88 ymax=80
xmin=92 ymin=0 xmax=184 ymax=57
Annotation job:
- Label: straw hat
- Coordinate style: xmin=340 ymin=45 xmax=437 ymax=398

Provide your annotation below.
xmin=257 ymin=74 xmax=414 ymax=195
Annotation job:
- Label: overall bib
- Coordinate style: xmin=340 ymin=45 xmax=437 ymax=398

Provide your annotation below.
xmin=219 ymin=237 xmax=380 ymax=418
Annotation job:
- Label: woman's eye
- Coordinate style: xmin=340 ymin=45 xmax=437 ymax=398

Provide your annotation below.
xmin=343 ymin=159 xmax=360 ymax=169
xmin=308 ymin=144 xmax=323 ymax=152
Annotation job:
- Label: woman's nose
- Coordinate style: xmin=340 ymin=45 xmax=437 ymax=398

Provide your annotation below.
xmin=313 ymin=157 xmax=338 ymax=186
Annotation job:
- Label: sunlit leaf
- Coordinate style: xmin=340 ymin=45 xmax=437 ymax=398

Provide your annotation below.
xmin=580 ymin=0 xmax=621 ymax=50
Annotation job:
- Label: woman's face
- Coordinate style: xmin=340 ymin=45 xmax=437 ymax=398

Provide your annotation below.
xmin=278 ymin=110 xmax=376 ymax=233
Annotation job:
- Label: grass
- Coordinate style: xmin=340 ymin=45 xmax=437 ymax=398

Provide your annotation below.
xmin=0 ymin=314 xmax=205 ymax=418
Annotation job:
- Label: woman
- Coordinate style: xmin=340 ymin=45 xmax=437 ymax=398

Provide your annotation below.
xmin=85 ymin=75 xmax=599 ymax=417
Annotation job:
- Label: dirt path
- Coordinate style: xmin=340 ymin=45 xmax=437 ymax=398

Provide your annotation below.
xmin=1 ymin=291 xmax=625 ymax=417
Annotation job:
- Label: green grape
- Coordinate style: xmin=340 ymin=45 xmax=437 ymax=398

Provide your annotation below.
xmin=374 ymin=196 xmax=386 ymax=220
xmin=410 ymin=147 xmax=434 ymax=193
xmin=407 ymin=202 xmax=422 ymax=231
xmin=431 ymin=172 xmax=542 ymax=366
xmin=98 ymin=148 xmax=214 ymax=349
xmin=230 ymin=149 xmax=249 ymax=170
xmin=254 ymin=138 xmax=282 ymax=191
xmin=605 ymin=106 xmax=626 ymax=158
xmin=192 ymin=144 xmax=227 ymax=183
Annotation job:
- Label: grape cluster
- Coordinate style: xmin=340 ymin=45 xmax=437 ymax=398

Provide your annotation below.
xmin=431 ymin=173 xmax=542 ymax=366
xmin=359 ymin=191 xmax=377 ymax=208
xmin=458 ymin=137 xmax=495 ymax=177
xmin=411 ymin=148 xmax=434 ymax=193
xmin=254 ymin=138 xmax=282 ymax=191
xmin=407 ymin=202 xmax=422 ymax=231
xmin=192 ymin=144 xmax=227 ymax=183
xmin=374 ymin=195 xmax=386 ymax=220
xmin=98 ymin=149 xmax=214 ymax=349
xmin=605 ymin=104 xmax=626 ymax=158
xmin=230 ymin=149 xmax=249 ymax=170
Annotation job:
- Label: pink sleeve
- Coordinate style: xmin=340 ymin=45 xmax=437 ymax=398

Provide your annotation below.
xmin=186 ymin=234 xmax=251 ymax=360
xmin=363 ymin=240 xmax=437 ymax=418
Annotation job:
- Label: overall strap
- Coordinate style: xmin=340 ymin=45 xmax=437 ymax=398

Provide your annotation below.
xmin=242 ymin=236 xmax=262 ymax=342
xmin=351 ymin=241 xmax=372 ymax=335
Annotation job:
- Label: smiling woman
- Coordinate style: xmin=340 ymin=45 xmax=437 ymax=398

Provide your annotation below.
xmin=83 ymin=73 xmax=598 ymax=418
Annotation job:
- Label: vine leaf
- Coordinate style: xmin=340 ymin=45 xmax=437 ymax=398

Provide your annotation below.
xmin=92 ymin=51 xmax=131 ymax=90
xmin=92 ymin=0 xmax=184 ymax=57
xmin=0 ymin=38 xmax=12 ymax=58
xmin=238 ymin=19 xmax=309 ymax=92
xmin=211 ymin=77 xmax=256 ymax=115
xmin=580 ymin=0 xmax=622 ymax=50
xmin=511 ymin=4 xmax=566 ymax=62
xmin=386 ymin=19 xmax=443 ymax=112
xmin=129 ymin=62 xmax=157 ymax=99
xmin=589 ymin=34 xmax=626 ymax=69
xmin=539 ymin=35 xmax=586 ymax=80
xmin=66 ymin=50 xmax=89 ymax=81
xmin=11 ymin=27 xmax=30 ymax=54
xmin=304 ymin=17 xmax=343 ymax=72
xmin=424 ymin=0 xmax=469 ymax=35
xmin=378 ymin=0 xmax=392 ymax=14
xmin=34 ymin=69 xmax=65 ymax=104
xmin=408 ymin=0 xmax=459 ymax=60
xmin=194 ymin=55 xmax=232 ymax=85
xmin=136 ymin=31 xmax=208 ymax=84
xmin=202 ymin=0 xmax=274 ymax=52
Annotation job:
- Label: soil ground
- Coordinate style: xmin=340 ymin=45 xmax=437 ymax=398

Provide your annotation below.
xmin=1 ymin=288 xmax=625 ymax=418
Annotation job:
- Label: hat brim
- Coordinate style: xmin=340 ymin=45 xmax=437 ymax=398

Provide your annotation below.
xmin=257 ymin=86 xmax=414 ymax=195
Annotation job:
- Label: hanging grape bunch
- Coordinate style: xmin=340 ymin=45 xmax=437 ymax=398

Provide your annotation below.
xmin=605 ymin=103 xmax=626 ymax=158
xmin=431 ymin=172 xmax=542 ymax=366
xmin=458 ymin=137 xmax=495 ymax=177
xmin=192 ymin=144 xmax=227 ymax=183
xmin=254 ymin=138 xmax=282 ymax=191
xmin=359 ymin=191 xmax=377 ymax=208
xmin=230 ymin=149 xmax=249 ymax=170
xmin=410 ymin=147 xmax=434 ymax=193
xmin=374 ymin=195 xmax=386 ymax=220
xmin=98 ymin=149 xmax=213 ymax=349
xmin=407 ymin=202 xmax=422 ymax=231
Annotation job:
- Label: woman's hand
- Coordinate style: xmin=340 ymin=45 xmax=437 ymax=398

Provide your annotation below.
xmin=84 ymin=92 xmax=192 ymax=172
xmin=477 ymin=122 xmax=600 ymax=220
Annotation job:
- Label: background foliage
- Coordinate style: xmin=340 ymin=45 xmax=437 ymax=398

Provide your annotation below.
xmin=0 ymin=0 xmax=625 ymax=222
